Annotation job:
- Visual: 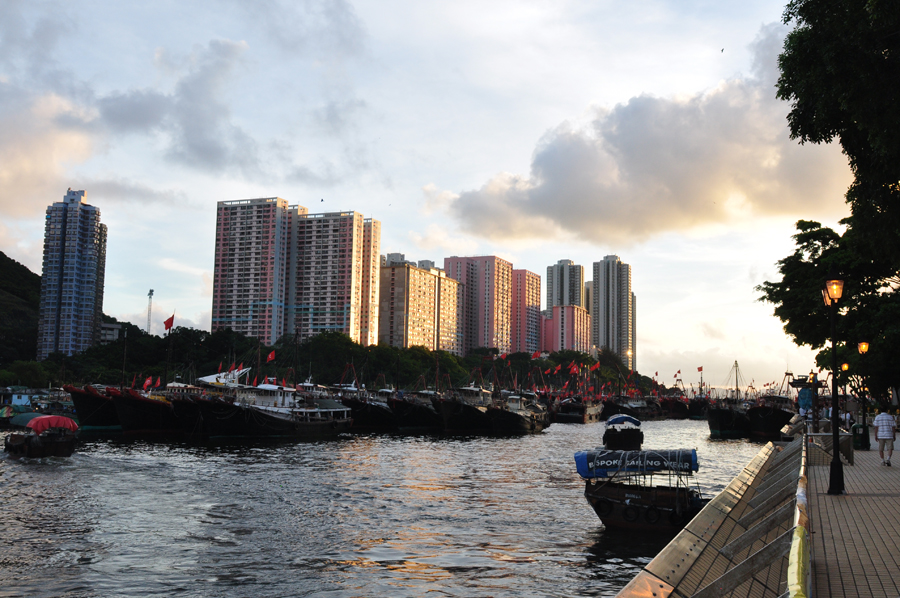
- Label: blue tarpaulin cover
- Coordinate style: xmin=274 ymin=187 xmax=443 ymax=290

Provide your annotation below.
xmin=574 ymin=448 xmax=699 ymax=479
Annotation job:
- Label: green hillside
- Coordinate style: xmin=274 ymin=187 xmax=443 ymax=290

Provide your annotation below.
xmin=0 ymin=251 xmax=41 ymax=364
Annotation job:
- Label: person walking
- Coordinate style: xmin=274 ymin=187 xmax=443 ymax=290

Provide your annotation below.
xmin=873 ymin=407 xmax=896 ymax=466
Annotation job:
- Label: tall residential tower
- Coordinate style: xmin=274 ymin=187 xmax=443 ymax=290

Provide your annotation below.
xmin=37 ymin=189 xmax=107 ymax=360
xmin=444 ymin=255 xmax=513 ymax=355
xmin=592 ymin=255 xmax=636 ymax=370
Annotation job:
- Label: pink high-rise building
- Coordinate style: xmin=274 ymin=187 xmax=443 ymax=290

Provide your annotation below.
xmin=541 ymin=305 xmax=591 ymax=353
xmin=212 ymin=198 xmax=297 ymax=346
xmin=286 ymin=211 xmax=381 ymax=345
xmin=444 ymin=255 xmax=512 ymax=355
xmin=213 ymin=200 xmax=380 ymax=347
xmin=512 ymin=269 xmax=541 ymax=354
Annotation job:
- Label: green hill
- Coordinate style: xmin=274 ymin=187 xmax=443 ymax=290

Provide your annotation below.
xmin=0 ymin=251 xmax=41 ymax=364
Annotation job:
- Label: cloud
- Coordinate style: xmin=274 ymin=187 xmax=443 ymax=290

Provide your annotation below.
xmin=229 ymin=0 xmax=366 ymax=63
xmin=442 ymin=23 xmax=852 ymax=245
xmin=409 ymin=223 xmax=479 ymax=256
xmin=94 ymin=39 xmax=259 ymax=175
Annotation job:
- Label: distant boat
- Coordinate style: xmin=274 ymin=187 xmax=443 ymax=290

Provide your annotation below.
xmin=554 ymin=395 xmax=603 ymax=424
xmin=108 ymin=387 xmax=180 ymax=436
xmin=486 ymin=393 xmax=550 ymax=434
xmin=707 ymin=361 xmax=752 ymax=439
xmin=387 ymin=390 xmax=443 ymax=433
xmin=432 ymin=386 xmax=493 ymax=433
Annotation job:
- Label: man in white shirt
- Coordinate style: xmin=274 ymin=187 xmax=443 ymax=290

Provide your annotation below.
xmin=873 ymin=408 xmax=896 ymax=466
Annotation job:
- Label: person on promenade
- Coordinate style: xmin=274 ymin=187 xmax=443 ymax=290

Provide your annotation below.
xmin=873 ymin=407 xmax=896 ymax=466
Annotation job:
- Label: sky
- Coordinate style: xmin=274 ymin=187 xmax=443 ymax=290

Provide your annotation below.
xmin=0 ymin=0 xmax=853 ymax=391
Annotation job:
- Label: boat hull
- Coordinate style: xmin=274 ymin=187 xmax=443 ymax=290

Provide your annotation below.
xmin=747 ymin=406 xmax=795 ymax=439
xmin=193 ymin=399 xmax=353 ymax=440
xmin=583 ymin=480 xmax=707 ymax=533
xmin=339 ymin=396 xmax=397 ymax=432
xmin=4 ymin=432 xmax=77 ymax=458
xmin=65 ymin=385 xmax=121 ymax=432
xmin=432 ymin=398 xmax=491 ymax=433
xmin=111 ymin=390 xmax=180 ymax=436
xmin=707 ymin=407 xmax=750 ymax=439
xmin=554 ymin=400 xmax=603 ymax=424
xmin=387 ymin=397 xmax=443 ymax=432
xmin=486 ymin=407 xmax=548 ymax=434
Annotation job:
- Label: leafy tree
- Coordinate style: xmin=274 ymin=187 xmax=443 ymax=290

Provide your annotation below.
xmin=757 ymin=220 xmax=900 ymax=401
xmin=778 ymin=0 xmax=900 ymax=261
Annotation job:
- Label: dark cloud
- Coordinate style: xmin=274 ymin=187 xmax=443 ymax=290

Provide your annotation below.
xmin=76 ymin=177 xmax=190 ymax=207
xmin=446 ymin=23 xmax=851 ymax=245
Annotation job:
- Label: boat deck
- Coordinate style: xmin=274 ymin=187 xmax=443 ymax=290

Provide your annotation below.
xmin=808 ymin=434 xmax=900 ymax=598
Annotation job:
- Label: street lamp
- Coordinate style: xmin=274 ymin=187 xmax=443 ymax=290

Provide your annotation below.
xmin=857 ymin=341 xmax=870 ymax=450
xmin=824 ymin=277 xmax=844 ymax=495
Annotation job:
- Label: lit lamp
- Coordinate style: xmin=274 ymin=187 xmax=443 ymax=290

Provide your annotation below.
xmin=858 ymin=341 xmax=870 ymax=450
xmin=825 ymin=277 xmax=844 ymax=495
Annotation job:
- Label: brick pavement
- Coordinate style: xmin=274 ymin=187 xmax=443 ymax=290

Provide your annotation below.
xmin=809 ymin=431 xmax=900 ymax=598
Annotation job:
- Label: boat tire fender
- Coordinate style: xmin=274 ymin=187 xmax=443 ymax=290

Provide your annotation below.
xmin=644 ymin=506 xmax=661 ymax=524
xmin=594 ymin=499 xmax=613 ymax=516
xmin=623 ymin=506 xmax=640 ymax=522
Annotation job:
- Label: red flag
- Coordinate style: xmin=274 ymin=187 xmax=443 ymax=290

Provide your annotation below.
xmin=238 ymin=362 xmax=243 ymax=371
xmin=164 ymin=314 xmax=174 ymax=331
xmin=131 ymin=373 xmax=136 ymax=388
xmin=589 ymin=363 xmax=600 ymax=371
xmin=267 ymin=350 xmax=275 ymax=363
xmin=655 ymin=371 xmax=658 ymax=376
xmin=531 ymin=350 xmax=540 ymax=359
xmin=698 ymin=366 xmax=703 ymax=372
xmin=677 ymin=369 xmax=681 ymax=374
xmin=218 ymin=361 xmax=222 ymax=373
xmin=499 ymin=353 xmax=507 ymax=360
xmin=229 ymin=363 xmax=235 ymax=372
xmin=155 ymin=376 xmax=161 ymax=388
xmin=253 ymin=375 xmax=258 ymax=386
xmin=553 ymin=365 xmax=561 ymax=373
xmin=143 ymin=376 xmax=152 ymax=390
xmin=588 ymin=386 xmax=594 ymax=392
xmin=282 ymin=378 xmax=286 ymax=387
xmin=544 ymin=368 xmax=551 ymax=375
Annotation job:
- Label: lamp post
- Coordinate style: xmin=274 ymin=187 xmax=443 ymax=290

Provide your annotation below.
xmin=858 ymin=341 xmax=870 ymax=450
xmin=824 ymin=277 xmax=844 ymax=495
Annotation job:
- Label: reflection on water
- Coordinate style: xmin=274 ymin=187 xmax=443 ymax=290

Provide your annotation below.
xmin=0 ymin=420 xmax=762 ymax=598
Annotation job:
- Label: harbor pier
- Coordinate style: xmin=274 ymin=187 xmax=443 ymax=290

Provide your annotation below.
xmin=615 ymin=423 xmax=900 ymax=598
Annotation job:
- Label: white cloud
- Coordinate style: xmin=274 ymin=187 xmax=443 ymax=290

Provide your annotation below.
xmin=441 ymin=24 xmax=852 ymax=245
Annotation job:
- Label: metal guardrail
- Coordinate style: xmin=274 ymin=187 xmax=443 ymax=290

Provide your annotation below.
xmin=786 ymin=433 xmax=810 ymax=598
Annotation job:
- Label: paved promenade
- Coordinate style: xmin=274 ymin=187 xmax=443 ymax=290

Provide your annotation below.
xmin=809 ymin=432 xmax=900 ymax=597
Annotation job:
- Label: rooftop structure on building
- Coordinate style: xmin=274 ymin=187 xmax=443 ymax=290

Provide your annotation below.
xmin=37 ymin=189 xmax=107 ymax=360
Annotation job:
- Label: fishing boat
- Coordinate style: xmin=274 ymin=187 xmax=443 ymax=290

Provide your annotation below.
xmin=554 ymin=395 xmax=603 ymax=424
xmin=4 ymin=415 xmax=79 ymax=458
xmin=108 ymin=387 xmax=181 ymax=436
xmin=574 ymin=448 xmax=707 ymax=532
xmin=387 ymin=390 xmax=443 ymax=433
xmin=602 ymin=414 xmax=643 ymax=450
xmin=432 ymin=386 xmax=493 ymax=433
xmin=190 ymin=372 xmax=353 ymax=440
xmin=336 ymin=386 xmax=397 ymax=432
xmin=64 ymin=384 xmax=121 ymax=433
xmin=747 ymin=373 xmax=797 ymax=439
xmin=707 ymin=361 xmax=752 ymax=439
xmin=486 ymin=393 xmax=550 ymax=434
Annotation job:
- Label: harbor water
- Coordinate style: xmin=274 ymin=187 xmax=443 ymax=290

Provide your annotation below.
xmin=0 ymin=420 xmax=763 ymax=598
